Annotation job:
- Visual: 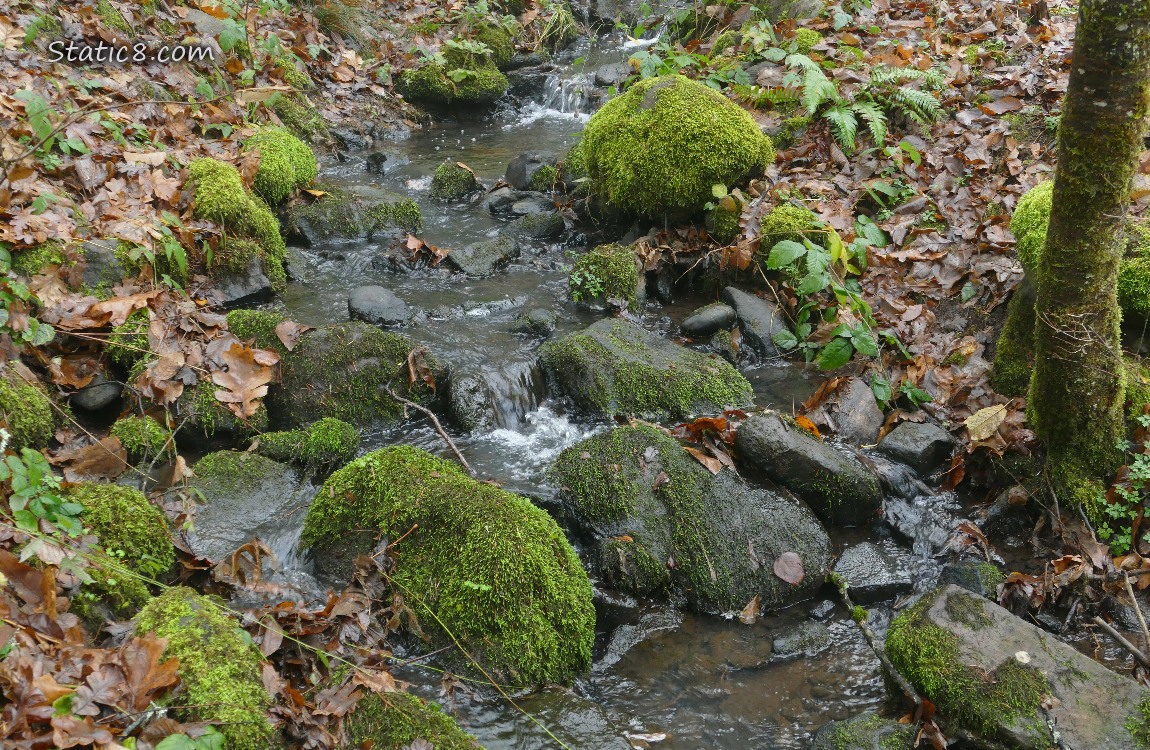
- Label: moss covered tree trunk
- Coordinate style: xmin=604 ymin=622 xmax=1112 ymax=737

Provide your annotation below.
xmin=1032 ymin=0 xmax=1150 ymax=505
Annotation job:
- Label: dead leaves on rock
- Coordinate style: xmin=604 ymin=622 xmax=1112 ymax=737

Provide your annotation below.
xmin=208 ymin=339 xmax=278 ymax=419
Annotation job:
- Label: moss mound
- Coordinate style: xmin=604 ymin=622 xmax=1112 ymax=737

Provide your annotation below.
xmin=710 ymin=193 xmax=745 ymax=244
xmin=759 ymin=203 xmax=825 ymax=247
xmin=474 ymin=22 xmax=515 ymax=68
xmin=569 ymin=243 xmax=642 ymax=311
xmin=343 ymin=692 xmax=481 ymax=750
xmin=177 ymin=377 xmax=269 ymax=443
xmin=227 ymin=309 xmax=289 ymax=352
xmin=302 ymin=446 xmax=595 ymax=685
xmin=397 ymin=43 xmax=509 ymax=107
xmin=430 ymin=160 xmax=479 ymax=200
xmin=256 ymin=417 xmax=359 ymax=468
xmin=577 ymin=74 xmax=775 ymax=218
xmin=1010 ymin=180 xmax=1053 ymax=276
xmin=271 ymin=93 xmax=329 ymax=140
xmin=244 ymin=126 xmax=318 ymax=205
xmin=0 ymin=368 xmax=54 ymax=451
xmin=111 ymin=415 xmax=172 ymax=461
xmin=11 ymin=241 xmax=66 ymax=276
xmin=286 ymin=186 xmax=423 ymax=240
xmin=135 ymin=588 xmax=274 ymax=750
xmin=107 ymin=309 xmax=150 ymax=366
xmin=794 ymin=28 xmax=821 ymax=54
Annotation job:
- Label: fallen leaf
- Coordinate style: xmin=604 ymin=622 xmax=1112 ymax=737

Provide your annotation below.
xmin=211 ymin=342 xmax=275 ymax=418
xmin=773 ymin=552 xmax=805 ymax=585
xmin=964 ymin=404 xmax=1007 ymax=441
xmin=274 ymin=319 xmax=312 ymax=352
xmin=738 ymin=594 xmax=761 ymax=625
xmin=685 ymin=446 xmax=722 ymax=474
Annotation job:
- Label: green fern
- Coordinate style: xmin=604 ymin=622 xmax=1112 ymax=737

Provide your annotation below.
xmin=824 ymin=104 xmax=858 ymax=150
xmin=852 ymin=99 xmax=887 ymax=145
xmin=884 ymin=86 xmax=944 ymax=126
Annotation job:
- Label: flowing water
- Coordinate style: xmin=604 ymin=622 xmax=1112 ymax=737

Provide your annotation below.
xmin=245 ymin=33 xmax=965 ymax=749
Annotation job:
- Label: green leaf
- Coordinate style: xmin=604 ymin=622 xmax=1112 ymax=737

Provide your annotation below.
xmin=817 ymin=338 xmax=854 ymax=370
xmin=763 ymin=47 xmax=787 ymax=62
xmin=772 ymin=328 xmax=799 ymax=350
xmin=899 ymin=380 xmax=933 ymax=407
xmin=156 ymin=735 xmax=198 ymax=750
xmin=766 ymin=240 xmax=807 ymax=269
xmin=871 ymin=376 xmax=893 ymax=403
xmin=218 ymin=20 xmax=247 ymax=53
xmin=712 ymin=183 xmax=728 ymax=199
xmin=961 ymin=281 xmax=978 ymax=302
xmin=796 ymin=270 xmax=830 ymax=296
xmin=898 ymin=140 xmax=922 ymax=165
xmin=850 ymin=327 xmax=879 ymax=357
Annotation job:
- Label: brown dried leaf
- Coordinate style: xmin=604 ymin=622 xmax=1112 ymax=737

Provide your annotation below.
xmin=211 ymin=342 xmax=275 ymax=418
xmin=274 ymin=319 xmax=312 ymax=352
xmin=773 ymin=552 xmax=805 ymax=586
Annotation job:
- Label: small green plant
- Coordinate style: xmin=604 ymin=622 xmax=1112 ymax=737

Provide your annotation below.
xmin=0 ymin=429 xmax=83 ymax=537
xmin=1099 ymin=415 xmax=1150 ymax=554
xmin=568 ymin=267 xmax=605 ymax=302
xmin=0 ymin=246 xmax=56 ymax=347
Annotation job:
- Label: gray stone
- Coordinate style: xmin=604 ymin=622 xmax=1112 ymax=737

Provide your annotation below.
xmin=810 ymin=714 xmax=915 ymax=750
xmin=681 ymin=302 xmax=737 ymax=337
xmin=506 ymin=51 xmax=550 ymax=70
xmin=331 ymin=126 xmax=369 ymax=151
xmin=506 ymin=152 xmax=551 ymax=190
xmin=509 ymin=196 xmax=554 ymax=216
xmin=594 ymin=62 xmax=631 ymax=87
xmin=888 ymin=585 xmax=1150 ymax=749
xmin=79 ymin=240 xmax=125 ymax=290
xmin=651 ymin=265 xmax=675 ymax=303
xmin=214 ymin=255 xmax=274 ymax=309
xmin=509 ymin=210 xmax=565 ymax=239
xmin=70 ymin=372 xmax=122 ymax=411
xmin=829 ymin=376 xmax=884 ymax=446
xmin=735 ymin=412 xmax=882 ymax=526
xmin=721 ymin=286 xmax=791 ymax=359
xmin=877 ymin=420 xmax=957 ymax=473
xmin=365 ymin=152 xmax=387 ymax=174
xmin=347 ymin=285 xmax=410 ymax=327
xmin=771 ymin=621 xmax=832 ymax=660
xmin=511 ymin=308 xmax=558 ymax=336
xmin=808 ymin=599 xmax=836 ymax=622
xmin=448 ymin=372 xmax=494 ymax=431
xmin=833 ymin=542 xmax=913 ymax=604
xmin=939 ymin=560 xmax=1005 ymax=599
xmin=483 ymin=186 xmax=532 ymax=214
xmin=448 ymin=237 xmax=520 ymax=277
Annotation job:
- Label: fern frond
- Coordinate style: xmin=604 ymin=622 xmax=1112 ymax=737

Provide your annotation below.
xmin=823 ymin=103 xmax=858 ymax=151
xmin=801 ymin=67 xmax=838 ymax=113
xmin=852 ymin=99 xmax=887 ymax=145
xmin=890 ymin=86 xmax=944 ymax=124
xmin=785 ymin=53 xmax=821 ymax=72
xmin=731 ymin=83 xmax=801 ymax=109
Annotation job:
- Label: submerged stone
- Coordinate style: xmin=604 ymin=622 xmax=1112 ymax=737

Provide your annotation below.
xmin=342 ymin=692 xmax=480 ymax=750
xmin=810 ymin=713 xmax=915 ymax=750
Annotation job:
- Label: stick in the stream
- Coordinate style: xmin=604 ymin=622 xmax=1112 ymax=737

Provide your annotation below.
xmin=385 ymin=386 xmax=475 ymax=476
xmin=1092 ymin=615 xmax=1150 ymax=670
xmin=1123 ymin=571 xmax=1150 ymax=656
xmin=833 ymin=578 xmax=922 ymax=708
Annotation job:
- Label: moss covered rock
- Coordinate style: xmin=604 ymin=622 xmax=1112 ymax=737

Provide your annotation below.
xmin=810 ymin=713 xmax=914 ymax=750
xmin=176 ymin=376 xmax=269 ymax=444
xmin=271 ymin=93 xmax=330 ymax=140
xmin=0 ymin=367 xmax=54 ymax=451
xmin=343 ymin=692 xmax=481 ymax=750
xmin=111 ymin=415 xmax=172 ymax=462
xmin=474 ymin=22 xmax=515 ymax=69
xmin=107 ymin=309 xmax=151 ymax=366
xmin=551 ymin=425 xmax=832 ymax=611
xmin=539 ymin=318 xmax=753 ymax=420
xmin=255 ymin=417 xmax=359 ymax=469
xmin=577 ymin=74 xmax=775 ymax=219
xmin=709 ymin=193 xmax=745 ymax=244
xmin=757 ymin=203 xmax=825 ymax=250
xmin=244 ymin=126 xmax=318 ymax=205
xmin=11 ymin=240 xmax=66 ymax=276
xmin=285 ymin=185 xmax=422 ymax=244
xmin=430 ymin=160 xmax=480 ymax=200
xmin=397 ymin=42 xmax=509 ymax=107
xmin=135 ymin=588 xmax=274 ymax=750
xmin=302 ymin=446 xmax=594 ymax=685
xmin=568 ymin=243 xmax=644 ymax=311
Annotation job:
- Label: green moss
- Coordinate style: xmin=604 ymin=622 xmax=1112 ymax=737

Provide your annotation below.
xmin=287 ymin=188 xmax=423 ymax=238
xmin=598 ymin=538 xmax=671 ymax=596
xmin=529 ymin=164 xmax=558 ymax=192
xmin=430 ymin=160 xmax=479 ymax=200
xmin=182 ymin=377 xmax=268 ymax=441
xmin=303 ymin=446 xmax=594 ymax=685
xmin=886 ymin=590 xmax=1052 ymax=739
xmin=256 ymin=417 xmax=358 ymax=468
xmin=343 ymin=692 xmax=480 ymax=750
xmin=977 ymin=563 xmax=1007 ymax=592
xmin=474 ymin=22 xmax=515 ymax=68
xmin=111 ymin=415 xmax=173 ymax=461
xmin=794 ymin=28 xmax=820 ymax=54
xmin=710 ymin=193 xmax=744 ymax=243
xmin=0 ymin=369 xmax=54 ymax=451
xmin=135 ymin=588 xmax=274 ymax=750
xmin=540 ymin=0 xmax=578 ymax=52
xmin=1127 ymin=695 xmax=1150 ymax=748
xmin=1127 ymin=357 xmax=1150 ymax=426
xmin=192 ymin=450 xmax=283 ymax=498
xmin=397 ymin=51 xmax=509 ymax=107
xmin=944 ymin=589 xmax=993 ymax=630
xmin=759 ymin=203 xmax=825 ymax=248
xmin=226 ymin=309 xmax=288 ymax=353
xmin=1011 ymin=181 xmax=1053 ymax=276
xmin=1120 ymin=256 xmax=1150 ymax=317
xmin=569 ymin=243 xmax=641 ymax=311
xmin=96 ymin=0 xmax=131 ymax=35
xmin=106 ymin=309 xmax=150 ymax=366
xmin=11 ymin=241 xmax=65 ymax=276
xmin=561 ymin=139 xmax=588 ymax=183
xmin=271 ymin=93 xmax=330 ymax=140
xmin=244 ymin=126 xmax=318 ymax=205
xmin=274 ymin=56 xmax=314 ymax=90
xmin=578 ymin=74 xmax=774 ymax=219
xmin=821 ymin=714 xmax=914 ymax=750
xmin=851 ymin=605 xmax=868 ymax=624
xmin=990 ymin=280 xmax=1037 ymax=396
xmin=364 ymin=198 xmax=423 ymax=234
xmin=187 ymin=158 xmax=286 ymax=291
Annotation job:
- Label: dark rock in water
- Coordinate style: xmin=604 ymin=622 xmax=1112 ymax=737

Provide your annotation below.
xmin=448 ymin=237 xmax=520 ymax=277
xmin=213 ymin=255 xmax=273 ymax=308
xmin=887 ymin=585 xmax=1150 ymax=749
xmin=509 ymin=195 xmax=554 ymax=216
xmin=808 ymin=599 xmax=836 ymax=622
xmin=365 ymin=151 xmax=387 ymax=174
xmin=540 ymin=318 xmax=754 ymax=420
xmin=186 ymin=451 xmax=313 ymax=562
xmin=506 ymin=65 xmax=554 ymax=98
xmin=506 ymin=51 xmax=549 ymax=70
xmin=448 ymin=371 xmax=494 ymax=431
xmin=506 ymin=152 xmax=552 ymax=191
xmin=878 ymin=421 xmax=957 ymax=473
xmin=509 ymin=210 xmax=566 ymax=239
xmin=939 ymin=560 xmax=1006 ymax=599
xmin=651 ymin=265 xmax=675 ymax=303
xmin=597 ymin=607 xmax=682 ymax=672
xmin=828 ymin=376 xmax=884 ymax=446
xmin=511 ymin=308 xmax=557 ymax=336
xmin=70 ymin=372 xmax=122 ymax=411
xmin=681 ymin=302 xmax=737 ymax=337
xmin=79 ymin=239 xmax=126 ymax=290
xmin=595 ymin=62 xmax=631 ymax=87
xmin=833 ymin=542 xmax=914 ymax=604
xmin=721 ymin=286 xmax=791 ymax=359
xmin=331 ymin=126 xmax=369 ymax=151
xmin=736 ymin=412 xmax=882 ymax=526
xmin=483 ymin=186 xmax=532 ymax=214
xmin=810 ymin=713 xmax=915 ymax=750
xmin=347 ymin=285 xmax=410 ymax=327
xmin=551 ymin=425 xmax=832 ymax=613
xmin=771 ymin=621 xmax=832 ymax=660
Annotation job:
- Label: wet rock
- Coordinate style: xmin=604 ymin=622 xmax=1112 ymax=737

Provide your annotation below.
xmin=509 ymin=195 xmax=554 ymax=216
xmin=331 ymin=126 xmax=369 ymax=151
xmin=509 ymin=210 xmax=566 ymax=239
xmin=597 ymin=607 xmax=682 ymax=672
xmin=939 ymin=560 xmax=1006 ymax=599
xmin=506 ymin=152 xmax=552 ymax=190
xmin=79 ymin=239 xmax=125 ymax=290
xmin=540 ymin=318 xmax=754 ymax=420
xmin=771 ymin=621 xmax=832 ymax=660
xmin=651 ymin=265 xmax=675 ymax=303
xmin=448 ymin=371 xmax=494 ymax=431
xmin=483 ymin=186 xmax=532 ymax=214
xmin=430 ymin=160 xmax=479 ymax=200
xmin=808 ymin=599 xmax=836 ymax=622
xmin=347 ymin=285 xmax=410 ymax=327
xmin=878 ymin=421 xmax=957 ymax=473
xmin=833 ymin=542 xmax=914 ymax=604
xmin=70 ymin=372 xmax=122 ymax=411
xmin=506 ymin=65 xmax=554 ymax=98
xmin=595 ymin=62 xmax=631 ymax=87
xmin=511 ymin=308 xmax=558 ymax=336
xmin=721 ymin=286 xmax=790 ymax=359
xmin=828 ymin=376 xmax=884 ymax=446
xmin=551 ymin=425 xmax=833 ymax=613
xmin=213 ymin=255 xmax=273 ymax=308
xmin=186 ymin=451 xmax=314 ymax=562
xmin=365 ymin=151 xmax=387 ymax=174
xmin=506 ymin=51 xmax=549 ymax=70
xmin=736 ymin=412 xmax=882 ymax=526
xmin=448 ymin=237 xmax=520 ymax=277
xmin=811 ymin=713 xmax=915 ymax=750
xmin=887 ymin=585 xmax=1150 ymax=749
xmin=681 ymin=302 xmax=737 ymax=337
xmin=285 ymin=187 xmax=421 ymax=245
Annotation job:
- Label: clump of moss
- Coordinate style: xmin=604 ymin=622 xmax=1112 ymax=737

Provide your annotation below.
xmin=274 ymin=56 xmax=314 ymax=90
xmin=271 ymin=93 xmax=330 ymax=140
xmin=710 ymin=193 xmax=745 ymax=243
xmin=1010 ymin=180 xmax=1053 ymax=275
xmin=111 ymin=415 xmax=173 ymax=461
xmin=794 ymin=28 xmax=821 ymax=54
xmin=180 ymin=377 xmax=269 ymax=442
xmin=759 ymin=203 xmax=824 ymax=247
xmin=303 ymin=446 xmax=595 ymax=684
xmin=343 ymin=692 xmax=481 ymax=750
xmin=135 ymin=588 xmax=274 ymax=750
xmin=106 ymin=309 xmax=151 ymax=366
xmin=990 ymin=279 xmax=1036 ymax=396
xmin=187 ymin=158 xmax=286 ymax=290
xmin=255 ymin=417 xmax=359 ymax=468
xmin=244 ymin=126 xmax=318 ymax=205
xmin=0 ymin=369 xmax=55 ymax=451
xmin=226 ymin=309 xmax=288 ymax=353
xmin=287 ymin=187 xmax=423 ymax=239
xmin=474 ymin=22 xmax=515 ymax=68
xmin=11 ymin=241 xmax=65 ymax=276
xmin=577 ymin=74 xmax=775 ymax=219
xmin=598 ymin=538 xmax=672 ymax=596
xmin=397 ymin=42 xmax=509 ymax=107
xmin=529 ymin=164 xmax=558 ymax=192
xmin=96 ymin=0 xmax=131 ymax=35
xmin=430 ymin=160 xmax=479 ymax=200
xmin=569 ymin=243 xmax=641 ymax=311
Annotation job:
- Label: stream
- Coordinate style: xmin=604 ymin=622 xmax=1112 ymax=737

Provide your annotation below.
xmin=246 ymin=32 xmax=966 ymax=749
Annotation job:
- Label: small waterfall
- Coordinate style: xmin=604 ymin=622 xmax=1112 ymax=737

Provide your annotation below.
xmin=483 ymin=360 xmax=549 ymax=429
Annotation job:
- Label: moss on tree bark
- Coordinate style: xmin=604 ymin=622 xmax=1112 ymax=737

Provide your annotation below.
xmin=1032 ymin=0 xmax=1150 ymax=507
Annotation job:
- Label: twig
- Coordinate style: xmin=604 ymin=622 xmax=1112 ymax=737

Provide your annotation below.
xmin=1124 ymin=571 xmax=1150 ymax=656
xmin=1092 ymin=615 xmax=1150 ymax=669
xmin=384 ymin=386 xmax=474 ymax=476
xmin=835 ymin=579 xmax=923 ymax=708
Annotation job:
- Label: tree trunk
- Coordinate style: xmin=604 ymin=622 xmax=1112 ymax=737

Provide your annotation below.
xmin=1032 ymin=0 xmax=1150 ymax=506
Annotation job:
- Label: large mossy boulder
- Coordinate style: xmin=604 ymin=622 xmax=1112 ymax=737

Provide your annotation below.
xmin=577 ymin=74 xmax=775 ymax=218
xmin=343 ymin=692 xmax=481 ymax=750
xmin=302 ymin=446 xmax=595 ymax=685
xmin=539 ymin=318 xmax=753 ymax=420
xmin=0 ymin=366 xmax=54 ymax=451
xmin=735 ymin=412 xmax=881 ymax=526
xmin=397 ymin=41 xmax=509 ymax=107
xmin=227 ymin=311 xmax=438 ymax=429
xmin=886 ymin=585 xmax=1150 ymax=749
xmin=244 ymin=126 xmax=318 ymax=205
xmin=135 ymin=587 xmax=275 ymax=750
xmin=254 ymin=417 xmax=359 ymax=470
xmin=551 ymin=425 xmax=832 ymax=612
